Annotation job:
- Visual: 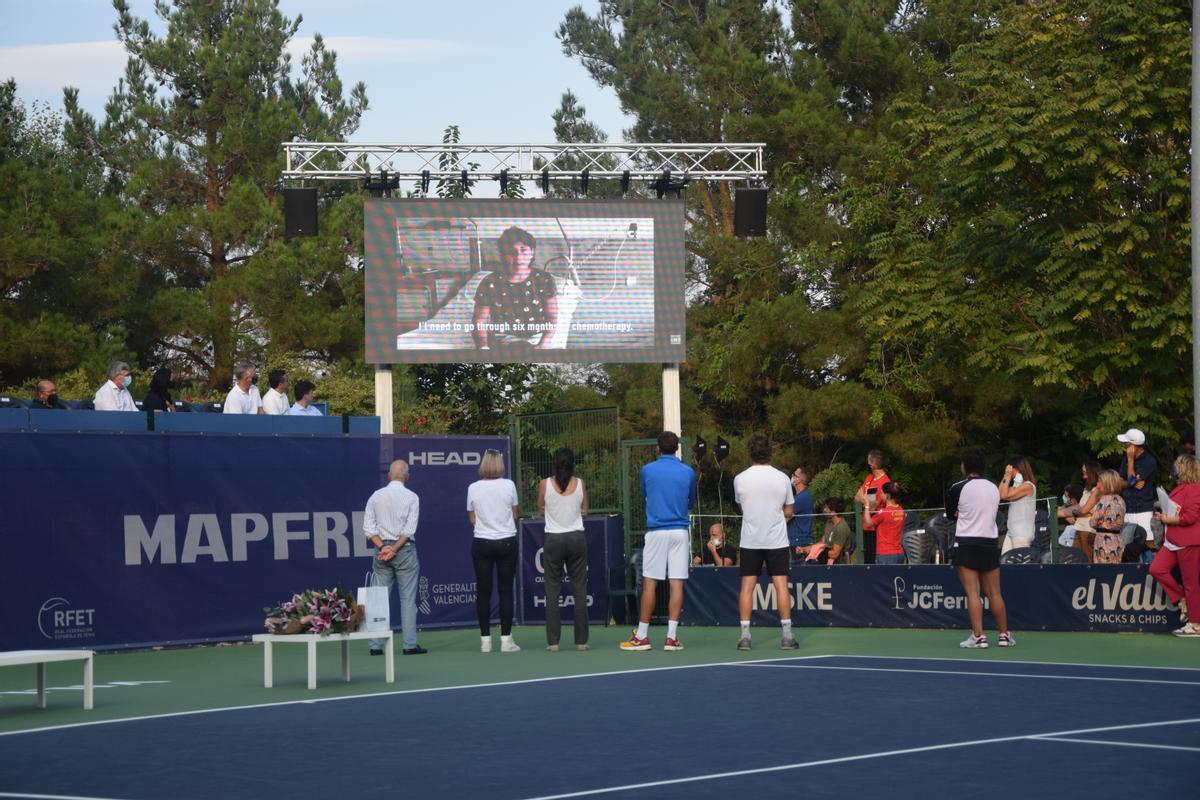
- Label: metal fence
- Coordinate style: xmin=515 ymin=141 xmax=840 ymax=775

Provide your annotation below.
xmin=509 ymin=407 xmax=621 ymax=514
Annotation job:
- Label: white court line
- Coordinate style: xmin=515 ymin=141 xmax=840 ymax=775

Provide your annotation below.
xmin=825 ymin=653 xmax=1200 ymax=673
xmin=1033 ymin=736 xmax=1200 ymax=754
xmin=0 ymin=654 xmax=835 ymax=739
xmin=732 ymin=662 xmax=1200 ymax=688
xmin=0 ymin=792 xmax=128 ymax=800
xmin=516 ymin=717 xmax=1200 ymax=800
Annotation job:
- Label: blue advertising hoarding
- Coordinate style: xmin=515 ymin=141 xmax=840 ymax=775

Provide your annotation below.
xmin=518 ymin=515 xmax=625 ymax=625
xmin=1 ymin=431 xmax=506 ymax=650
xmin=683 ymin=564 xmax=1181 ymax=633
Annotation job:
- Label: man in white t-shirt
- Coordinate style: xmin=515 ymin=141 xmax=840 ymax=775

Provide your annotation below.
xmin=262 ymin=370 xmax=289 ymax=415
xmin=733 ymin=433 xmax=797 ymax=651
xmin=222 ymin=362 xmax=264 ymax=414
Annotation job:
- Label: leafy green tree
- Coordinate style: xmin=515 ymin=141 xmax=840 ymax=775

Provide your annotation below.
xmin=65 ymin=0 xmax=368 ymax=389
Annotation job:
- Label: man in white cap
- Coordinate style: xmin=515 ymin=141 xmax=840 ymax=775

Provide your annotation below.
xmin=1117 ymin=428 xmax=1158 ymax=562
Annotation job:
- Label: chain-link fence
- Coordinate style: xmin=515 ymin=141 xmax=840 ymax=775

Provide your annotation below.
xmin=510 ymin=407 xmax=620 ymax=515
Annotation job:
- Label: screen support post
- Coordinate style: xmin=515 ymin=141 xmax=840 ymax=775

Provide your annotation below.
xmin=374 ymin=366 xmax=393 ymax=435
xmin=662 ymin=363 xmax=682 ymax=447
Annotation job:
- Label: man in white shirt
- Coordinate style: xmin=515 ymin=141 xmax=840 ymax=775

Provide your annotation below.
xmin=262 ymin=370 xmax=289 ymax=415
xmin=285 ymin=380 xmax=323 ymax=416
xmin=363 ymin=459 xmax=426 ymax=656
xmin=222 ymin=362 xmax=264 ymax=414
xmin=93 ymin=361 xmax=138 ymax=411
xmin=733 ymin=433 xmax=797 ymax=651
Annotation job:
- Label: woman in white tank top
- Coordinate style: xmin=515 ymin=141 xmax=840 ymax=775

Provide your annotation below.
xmin=538 ymin=448 xmax=590 ymax=651
xmin=999 ymin=456 xmax=1037 ymax=553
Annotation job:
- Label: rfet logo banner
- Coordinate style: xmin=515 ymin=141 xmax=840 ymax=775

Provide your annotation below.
xmin=1 ymin=432 xmax=506 ymax=650
xmin=683 ymin=564 xmax=1180 ymax=633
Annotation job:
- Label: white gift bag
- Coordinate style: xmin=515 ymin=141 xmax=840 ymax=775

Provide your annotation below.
xmin=357 ymin=571 xmax=391 ymax=633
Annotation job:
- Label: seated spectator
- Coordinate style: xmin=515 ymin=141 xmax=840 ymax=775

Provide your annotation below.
xmin=1089 ymin=469 xmax=1127 ymax=564
xmin=30 ymin=379 xmax=68 ymax=410
xmin=223 ymin=362 xmax=263 ymax=414
xmin=142 ymin=368 xmax=175 ymax=412
xmin=863 ymin=482 xmax=905 ymax=564
xmin=263 ymin=369 xmax=289 ymax=415
xmin=797 ymin=497 xmax=853 ymax=564
xmin=93 ymin=361 xmax=137 ymax=411
xmin=285 ymin=380 xmax=323 ymax=416
xmin=693 ymin=522 xmax=735 ymax=566
xmin=1061 ymin=461 xmax=1102 ymax=561
xmin=1057 ymin=483 xmax=1084 ymax=547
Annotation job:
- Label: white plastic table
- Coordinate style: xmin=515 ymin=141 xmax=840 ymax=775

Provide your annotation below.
xmin=252 ymin=630 xmax=393 ymax=690
xmin=0 ymin=649 xmax=94 ymax=710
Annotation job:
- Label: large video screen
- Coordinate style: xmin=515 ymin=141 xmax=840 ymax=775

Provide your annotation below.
xmin=363 ymin=198 xmax=686 ymax=364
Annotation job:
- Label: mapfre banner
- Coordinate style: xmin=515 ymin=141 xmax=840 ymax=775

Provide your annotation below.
xmin=683 ymin=564 xmax=1181 ymax=633
xmin=1 ymin=432 xmax=505 ymax=650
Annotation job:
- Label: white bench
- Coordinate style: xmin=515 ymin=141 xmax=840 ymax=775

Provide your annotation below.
xmin=0 ymin=649 xmax=94 ymax=710
xmin=251 ymin=630 xmax=394 ymax=690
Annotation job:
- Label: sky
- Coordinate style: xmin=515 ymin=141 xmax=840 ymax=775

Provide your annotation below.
xmin=0 ymin=0 xmax=633 ymax=144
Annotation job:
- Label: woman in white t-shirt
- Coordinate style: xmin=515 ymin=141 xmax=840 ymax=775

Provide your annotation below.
xmin=537 ymin=448 xmax=590 ymax=652
xmin=467 ymin=449 xmax=521 ymax=653
xmin=999 ymin=456 xmax=1037 ymax=553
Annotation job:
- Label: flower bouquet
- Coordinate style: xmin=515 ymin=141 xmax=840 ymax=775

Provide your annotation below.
xmin=263 ymin=587 xmax=364 ymax=635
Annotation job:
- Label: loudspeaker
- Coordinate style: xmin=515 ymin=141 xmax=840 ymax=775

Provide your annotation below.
xmin=733 ymin=187 xmax=768 ymax=237
xmin=283 ymin=188 xmax=318 ymax=239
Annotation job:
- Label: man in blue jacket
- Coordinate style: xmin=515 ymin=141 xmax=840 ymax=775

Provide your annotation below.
xmin=621 ymin=431 xmax=696 ymax=652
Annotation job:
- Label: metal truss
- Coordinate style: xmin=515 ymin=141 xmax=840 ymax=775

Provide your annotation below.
xmin=282 ymin=142 xmax=765 ymax=183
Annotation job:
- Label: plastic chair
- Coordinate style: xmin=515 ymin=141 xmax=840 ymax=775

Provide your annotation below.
xmin=1000 ymin=546 xmax=1039 ymax=565
xmin=607 ymin=548 xmax=642 ymax=626
xmin=1034 ymin=507 xmax=1051 ymax=553
xmin=925 ymin=513 xmax=956 ymax=564
xmin=1043 ymin=546 xmax=1087 ymax=565
xmin=0 ymin=396 xmax=29 ymax=409
xmin=901 ymin=529 xmax=934 ymax=564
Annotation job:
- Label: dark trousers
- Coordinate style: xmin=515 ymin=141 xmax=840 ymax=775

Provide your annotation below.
xmin=472 ymin=536 xmax=518 ymax=636
xmin=543 ymin=531 xmax=589 ymax=646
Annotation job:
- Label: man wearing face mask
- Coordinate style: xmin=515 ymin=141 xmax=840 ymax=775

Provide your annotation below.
xmin=693 ymin=522 xmax=735 ymax=567
xmin=93 ymin=362 xmax=138 ymax=411
xmin=30 ymin=380 xmax=69 ymax=410
xmin=223 ymin=362 xmax=265 ymax=414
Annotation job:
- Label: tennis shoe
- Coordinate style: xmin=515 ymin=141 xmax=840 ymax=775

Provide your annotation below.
xmin=997 ymin=632 xmax=1015 ymax=648
xmin=736 ymin=636 xmax=752 ymax=651
xmin=620 ymin=632 xmax=651 ymax=651
xmin=663 ymin=637 xmax=684 ymax=651
xmin=959 ymin=633 xmax=988 ymax=649
xmin=780 ymin=635 xmax=799 ymax=650
xmin=1173 ymin=622 xmax=1200 ymax=638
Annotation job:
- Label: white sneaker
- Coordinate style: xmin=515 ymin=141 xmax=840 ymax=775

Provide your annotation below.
xmin=480 ymin=635 xmax=492 ymax=653
xmin=1173 ymin=623 xmax=1200 ymax=638
xmin=960 ymin=633 xmax=988 ymax=649
xmin=500 ymin=635 xmax=521 ymax=652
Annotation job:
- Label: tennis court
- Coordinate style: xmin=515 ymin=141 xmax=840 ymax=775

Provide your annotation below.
xmin=1 ymin=628 xmax=1196 ymax=799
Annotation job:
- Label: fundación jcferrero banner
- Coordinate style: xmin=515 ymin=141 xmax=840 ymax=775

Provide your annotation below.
xmin=683 ymin=564 xmax=1181 ymax=633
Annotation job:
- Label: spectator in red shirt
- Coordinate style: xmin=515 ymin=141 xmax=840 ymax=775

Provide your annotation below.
xmin=853 ymin=449 xmax=890 ymax=563
xmin=863 ymin=482 xmax=905 ymax=564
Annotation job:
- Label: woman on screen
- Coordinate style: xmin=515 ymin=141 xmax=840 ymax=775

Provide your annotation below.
xmin=467 ymin=449 xmax=522 ymax=653
xmin=471 ymin=226 xmax=559 ymax=350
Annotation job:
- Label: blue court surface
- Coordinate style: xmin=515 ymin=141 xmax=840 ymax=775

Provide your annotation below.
xmin=1 ymin=655 xmax=1197 ymax=799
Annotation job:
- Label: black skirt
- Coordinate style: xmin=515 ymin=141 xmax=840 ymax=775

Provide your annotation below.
xmin=952 ymin=539 xmax=1000 ymax=571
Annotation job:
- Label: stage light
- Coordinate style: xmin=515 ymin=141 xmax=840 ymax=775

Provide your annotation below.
xmin=460 ymin=170 xmax=469 ymax=192
xmin=621 ymin=170 xmax=630 ymax=195
xmin=499 ymin=169 xmax=509 ymax=196
xmin=693 ymin=435 xmax=708 ymax=461
xmin=420 ymin=170 xmax=430 ymax=194
xmin=541 ymin=167 xmax=550 ymax=194
xmin=715 ymin=436 xmax=730 ymax=463
xmin=580 ymin=168 xmax=589 ymax=196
